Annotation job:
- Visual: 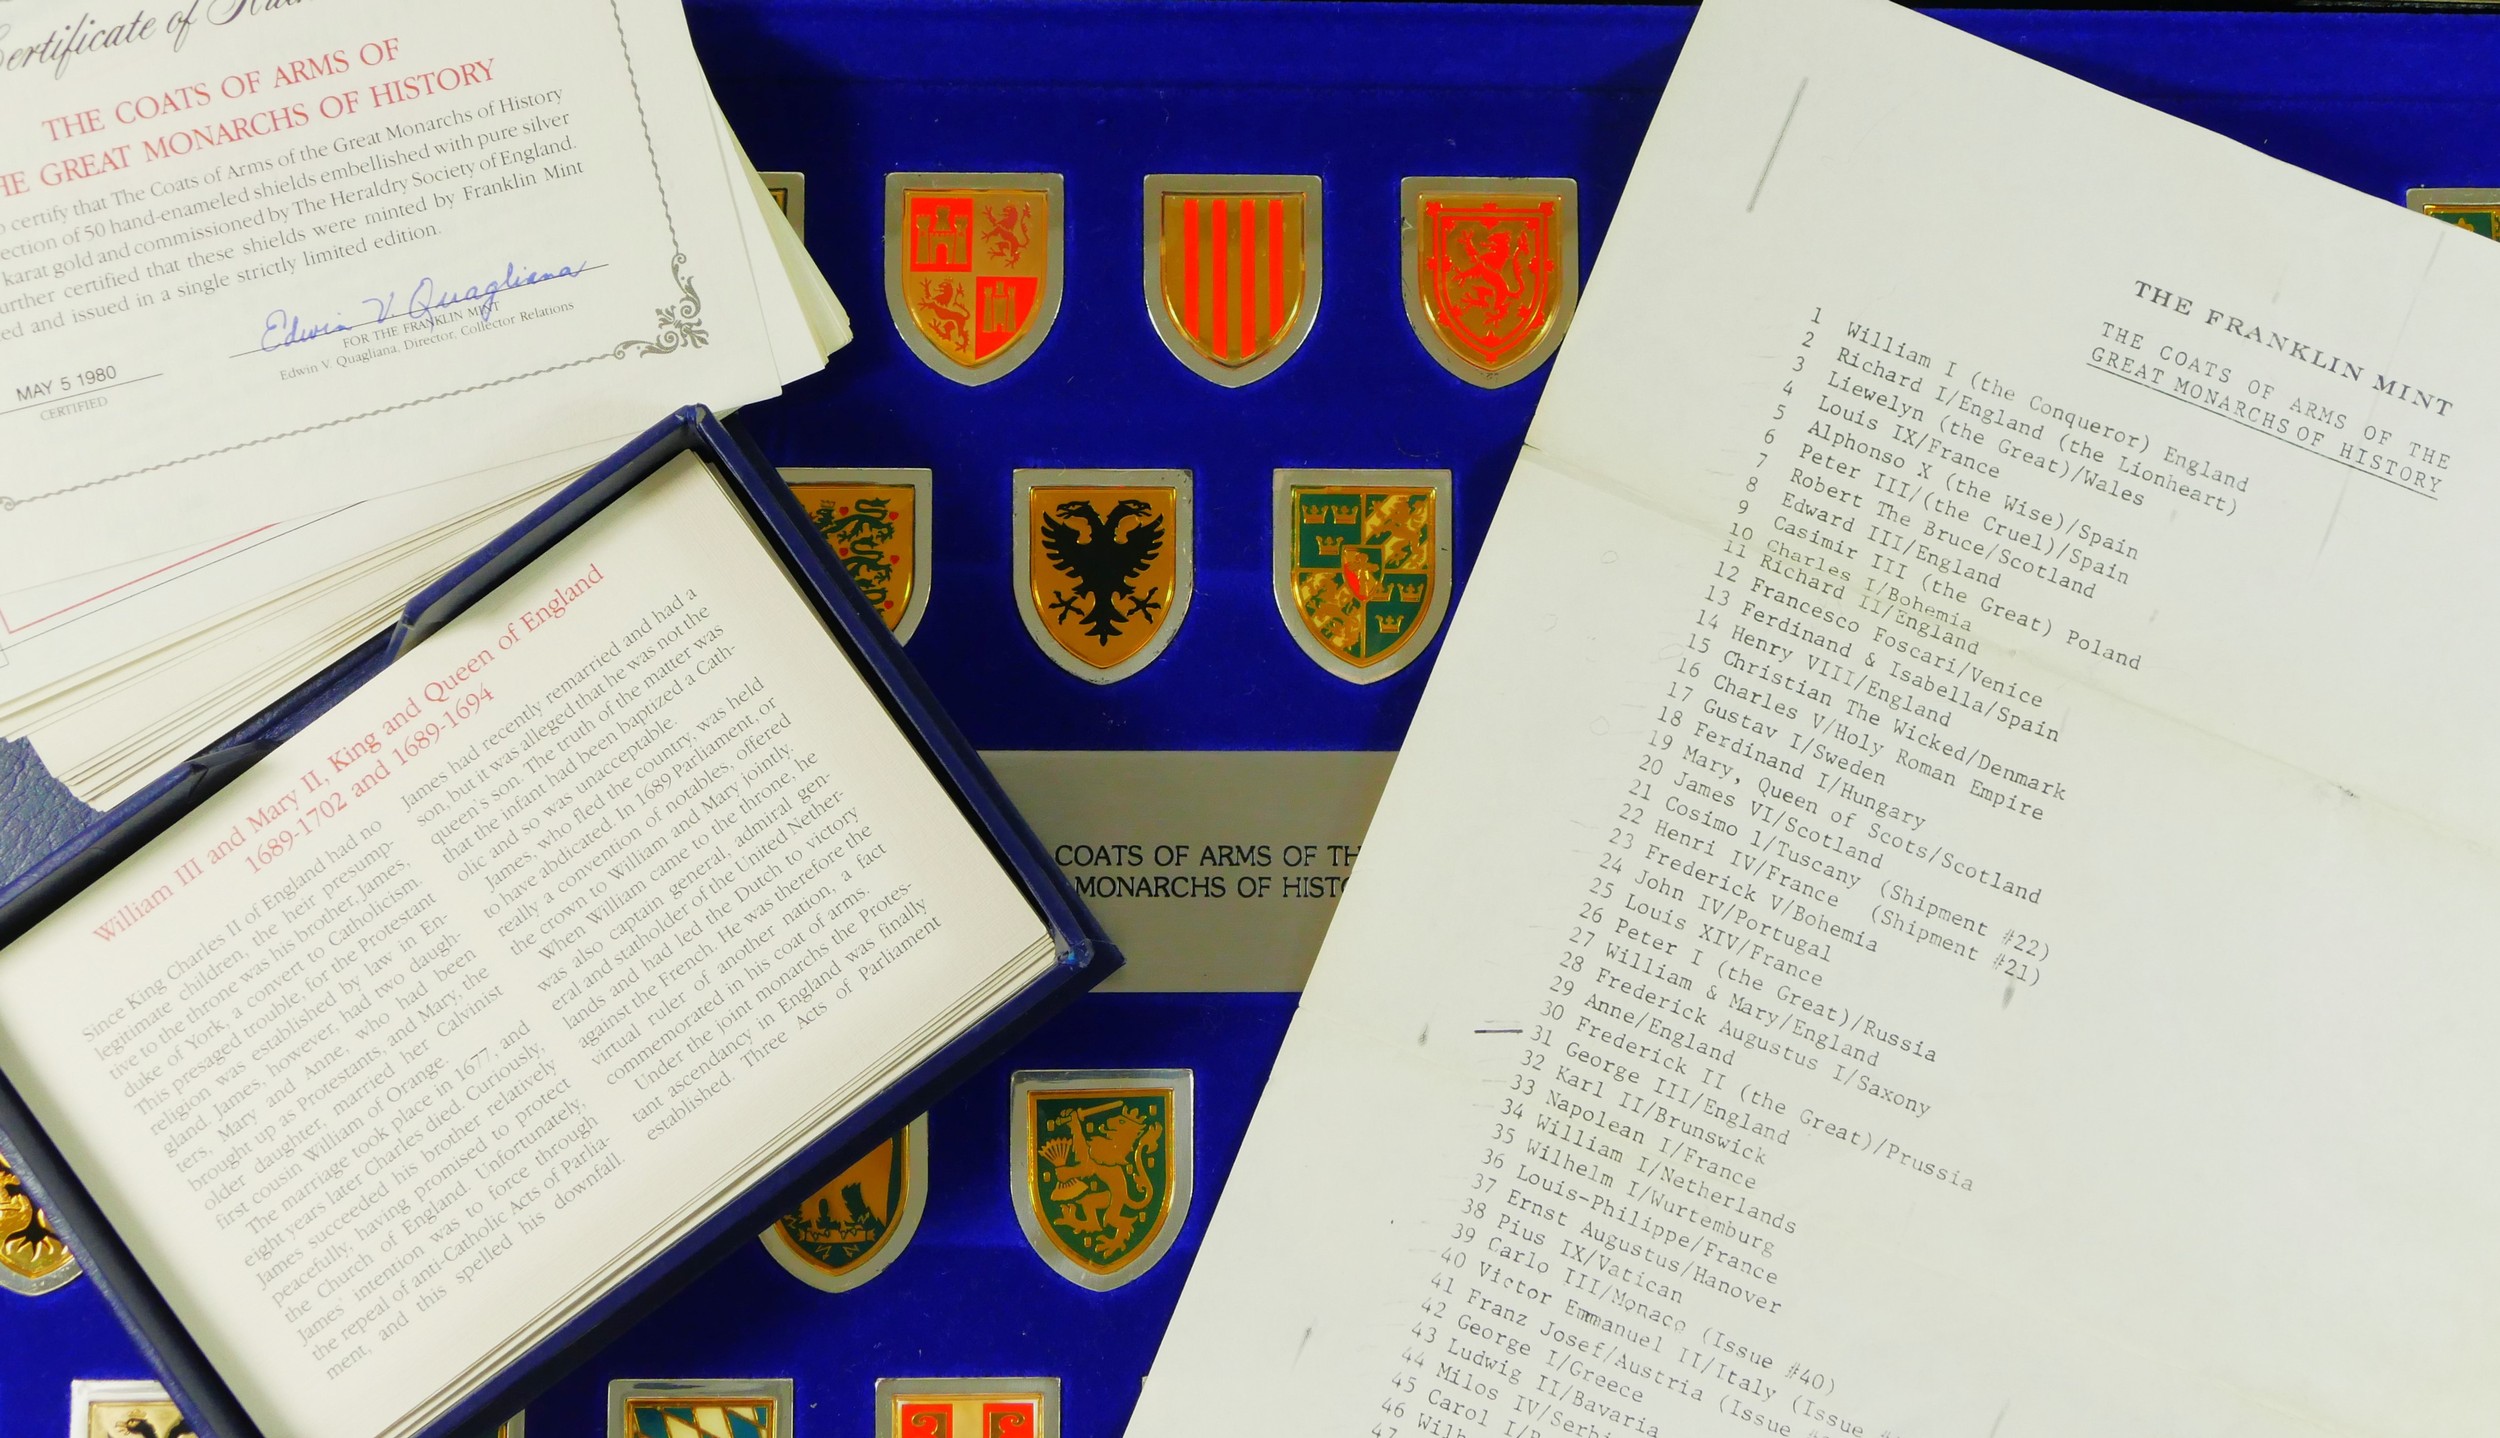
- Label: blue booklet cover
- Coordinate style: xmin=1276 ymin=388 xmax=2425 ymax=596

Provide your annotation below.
xmin=0 ymin=407 xmax=1117 ymax=1438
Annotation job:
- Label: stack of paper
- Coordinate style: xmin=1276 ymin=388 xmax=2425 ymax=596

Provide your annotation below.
xmin=0 ymin=0 xmax=846 ymax=807
xmin=1140 ymin=0 xmax=2500 ymax=1431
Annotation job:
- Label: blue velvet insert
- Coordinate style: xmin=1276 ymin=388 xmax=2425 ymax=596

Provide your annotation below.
xmin=3 ymin=3 xmax=2498 ymax=1434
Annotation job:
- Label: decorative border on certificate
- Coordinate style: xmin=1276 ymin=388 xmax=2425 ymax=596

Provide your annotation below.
xmin=3 ymin=1 xmax=707 ymax=513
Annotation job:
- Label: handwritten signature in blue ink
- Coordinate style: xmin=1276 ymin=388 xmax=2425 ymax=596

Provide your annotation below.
xmin=258 ymin=260 xmax=592 ymax=353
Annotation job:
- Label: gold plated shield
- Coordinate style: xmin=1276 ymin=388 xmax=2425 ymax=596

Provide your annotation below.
xmin=2407 ymin=187 xmax=2500 ymax=239
xmin=0 ymin=1150 xmax=77 ymax=1296
xmin=875 ymin=1377 xmax=1061 ymax=1438
xmin=1013 ymin=470 xmax=1194 ymax=684
xmin=1273 ymin=470 xmax=1453 ymax=684
xmin=1010 ymin=1069 xmax=1193 ymax=1290
xmin=886 ymin=172 xmax=1064 ymax=384
xmin=1401 ymin=177 xmax=1579 ymax=387
xmin=71 ymin=1381 xmax=189 ymax=1438
xmin=760 ymin=1114 xmax=929 ymax=1293
xmin=758 ymin=171 xmax=806 ymax=241
xmin=609 ymin=1380 xmax=794 ymax=1438
xmin=785 ymin=468 xmax=934 ymax=643
xmin=1143 ymin=175 xmax=1322 ymax=386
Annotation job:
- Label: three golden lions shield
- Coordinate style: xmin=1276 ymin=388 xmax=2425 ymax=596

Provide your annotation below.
xmin=759 ymin=1113 xmax=928 ymax=1292
xmin=886 ymin=172 xmax=1063 ymax=384
xmin=1401 ymin=177 xmax=1578 ymax=387
xmin=1274 ymin=469 xmax=1452 ymax=684
xmin=1143 ymin=175 xmax=1322 ymax=386
xmin=1014 ymin=471 xmax=1194 ymax=684
xmin=786 ymin=468 xmax=933 ymax=643
xmin=1011 ymin=1069 xmax=1193 ymax=1289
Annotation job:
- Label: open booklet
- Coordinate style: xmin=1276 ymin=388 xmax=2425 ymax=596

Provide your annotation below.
xmin=0 ymin=421 xmax=1102 ymax=1438
xmin=0 ymin=0 xmax=848 ymax=807
xmin=1138 ymin=0 xmax=2500 ymax=1433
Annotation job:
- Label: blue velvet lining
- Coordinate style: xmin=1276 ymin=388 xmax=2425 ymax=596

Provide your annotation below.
xmin=4 ymin=4 xmax=2497 ymax=1434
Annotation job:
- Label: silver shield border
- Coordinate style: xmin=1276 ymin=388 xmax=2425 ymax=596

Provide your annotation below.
xmin=3 ymin=1162 xmax=79 ymax=1296
xmin=2407 ymin=186 xmax=2500 ymax=215
xmin=1013 ymin=470 xmax=1195 ymax=685
xmin=1 ymin=1246 xmax=78 ymax=1297
xmin=1009 ymin=1068 xmax=1194 ymax=1291
xmin=757 ymin=171 xmax=806 ymax=242
xmin=1271 ymin=468 xmax=1455 ymax=685
xmin=1141 ymin=174 xmax=1324 ymax=388
xmin=885 ymin=172 xmax=1065 ymax=387
xmin=874 ymin=1377 xmax=1063 ymax=1438
xmin=781 ymin=467 xmax=936 ymax=644
xmin=69 ymin=1381 xmax=173 ymax=1438
xmin=758 ymin=1113 xmax=930 ymax=1293
xmin=608 ymin=1379 xmax=796 ymax=1438
xmin=1399 ymin=176 xmax=1580 ymax=389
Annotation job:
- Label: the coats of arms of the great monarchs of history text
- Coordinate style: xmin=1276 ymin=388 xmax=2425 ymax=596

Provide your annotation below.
xmin=1010 ymin=1070 xmax=1193 ymax=1288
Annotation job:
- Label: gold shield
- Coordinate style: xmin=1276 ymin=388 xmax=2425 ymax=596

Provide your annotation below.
xmin=758 ymin=171 xmax=806 ymax=241
xmin=875 ymin=1378 xmax=1061 ymax=1438
xmin=759 ymin=1113 xmax=929 ymax=1293
xmin=1013 ymin=470 xmax=1194 ymax=684
xmin=2407 ymin=187 xmax=2500 ymax=240
xmin=609 ymin=1380 xmax=794 ymax=1438
xmin=886 ymin=172 xmax=1064 ymax=385
xmin=1273 ymin=470 xmax=1453 ymax=684
xmin=1143 ymin=175 xmax=1322 ymax=386
xmin=1401 ymin=177 xmax=1579 ymax=387
xmin=0 ymin=1150 xmax=77 ymax=1296
xmin=73 ymin=1382 xmax=189 ymax=1438
xmin=1009 ymin=1069 xmax=1194 ymax=1290
xmin=785 ymin=468 xmax=933 ymax=643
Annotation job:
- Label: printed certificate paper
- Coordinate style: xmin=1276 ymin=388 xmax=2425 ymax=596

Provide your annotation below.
xmin=0 ymin=0 xmax=805 ymax=693
xmin=1139 ymin=0 xmax=2500 ymax=1435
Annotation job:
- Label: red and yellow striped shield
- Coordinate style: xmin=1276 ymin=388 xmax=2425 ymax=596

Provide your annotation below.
xmin=1143 ymin=175 xmax=1322 ymax=386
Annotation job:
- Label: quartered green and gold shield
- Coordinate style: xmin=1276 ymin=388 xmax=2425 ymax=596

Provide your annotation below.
xmin=1273 ymin=469 xmax=1453 ymax=684
xmin=1009 ymin=1069 xmax=1193 ymax=1290
xmin=760 ymin=1113 xmax=928 ymax=1292
xmin=609 ymin=1381 xmax=793 ymax=1438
